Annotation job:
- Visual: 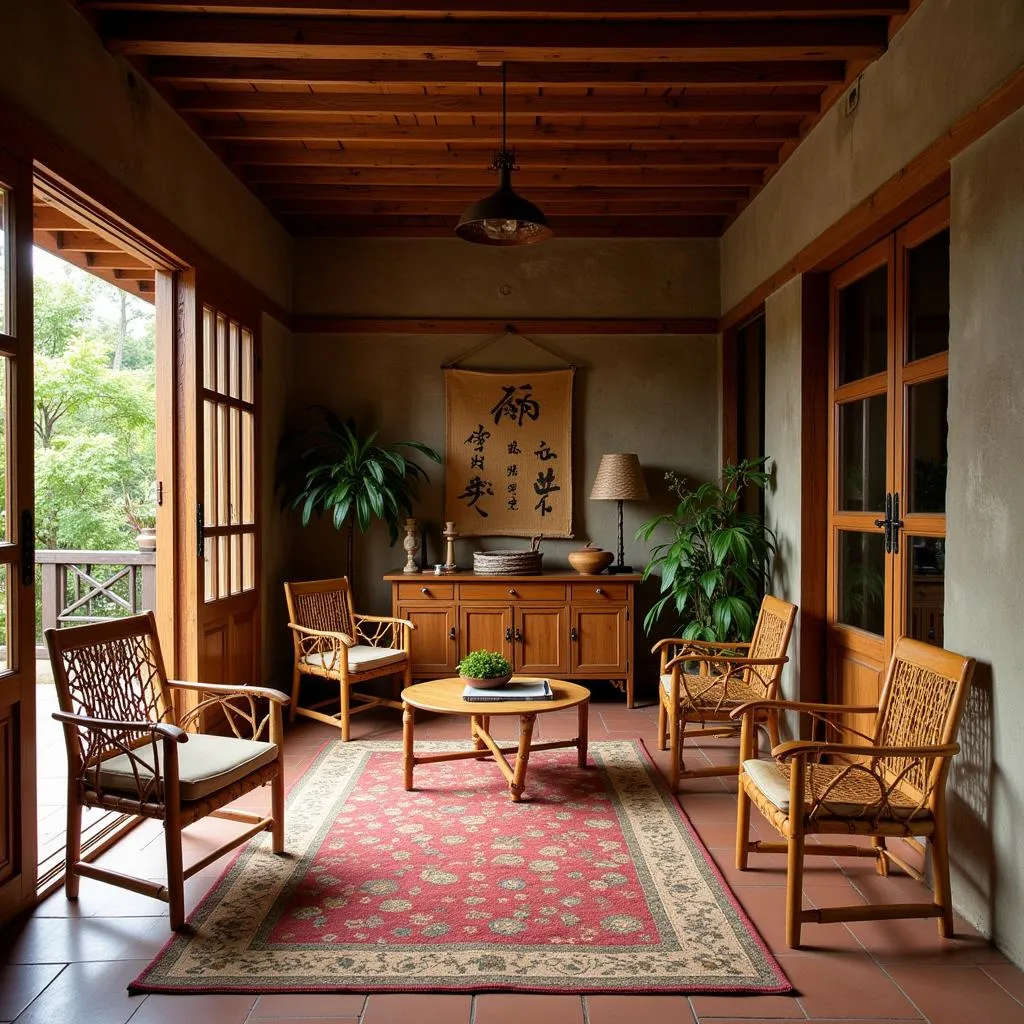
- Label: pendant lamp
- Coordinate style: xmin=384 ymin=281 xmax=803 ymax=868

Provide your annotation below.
xmin=455 ymin=63 xmax=552 ymax=246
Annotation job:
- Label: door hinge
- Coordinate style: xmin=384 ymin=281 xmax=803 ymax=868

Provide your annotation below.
xmin=197 ymin=502 xmax=205 ymax=559
xmin=21 ymin=509 xmax=34 ymax=586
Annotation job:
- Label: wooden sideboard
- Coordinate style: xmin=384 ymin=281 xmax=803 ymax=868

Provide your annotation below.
xmin=384 ymin=570 xmax=640 ymax=707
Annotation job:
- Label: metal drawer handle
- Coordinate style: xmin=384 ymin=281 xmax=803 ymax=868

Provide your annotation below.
xmin=420 ymin=587 xmax=429 ymax=594
xmin=448 ymin=627 xmax=456 ymax=641
xmin=570 ymin=627 xmax=579 ymax=641
xmin=505 ymin=626 xmax=514 ymax=643
xmin=508 ymin=588 xmax=518 ymax=596
xmin=595 ymin=587 xmax=604 ymax=596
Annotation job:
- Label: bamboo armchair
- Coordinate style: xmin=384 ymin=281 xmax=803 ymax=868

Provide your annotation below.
xmin=732 ymin=635 xmax=976 ymax=948
xmin=45 ymin=611 xmax=288 ymax=931
xmin=284 ymin=576 xmax=413 ymax=741
xmin=653 ymin=595 xmax=797 ymax=789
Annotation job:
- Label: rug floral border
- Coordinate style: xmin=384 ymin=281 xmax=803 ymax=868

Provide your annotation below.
xmin=131 ymin=740 xmax=791 ymax=996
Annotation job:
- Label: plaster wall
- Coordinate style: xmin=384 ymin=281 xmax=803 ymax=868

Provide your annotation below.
xmin=294 ymin=237 xmax=719 ymax=318
xmin=764 ymin=277 xmax=805 ymax=718
xmin=0 ymin=0 xmax=292 ymax=311
xmin=945 ymin=104 xmax=1024 ymax=964
xmin=721 ymin=0 xmax=1024 ymax=314
xmin=260 ymin=314 xmax=296 ymax=687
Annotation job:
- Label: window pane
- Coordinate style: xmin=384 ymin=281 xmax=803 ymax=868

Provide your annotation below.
xmin=838 ymin=265 xmax=888 ymax=385
xmin=241 ymin=328 xmax=254 ymax=403
xmin=217 ymin=403 xmax=229 ymax=526
xmin=907 ymin=377 xmax=948 ymax=514
xmin=838 ymin=395 xmax=887 ymax=512
xmin=0 ymin=563 xmax=9 ymax=671
xmin=229 ymin=320 xmax=240 ymax=400
xmin=0 ymin=189 xmax=8 ymax=335
xmin=205 ymin=532 xmax=216 ymax=601
xmin=216 ymin=314 xmax=227 ymax=396
xmin=242 ymin=410 xmax=255 ymax=524
xmin=230 ymin=533 xmax=241 ymax=595
xmin=0 ymin=355 xmax=7 ymax=541
xmin=230 ymin=406 xmax=241 ymax=525
xmin=242 ymin=532 xmax=254 ymax=592
xmin=838 ymin=530 xmax=886 ymax=635
xmin=203 ymin=399 xmax=216 ymax=525
xmin=907 ymin=229 xmax=949 ymax=362
xmin=218 ymin=535 xmax=229 ymax=600
xmin=905 ymin=536 xmax=944 ymax=647
xmin=203 ymin=306 xmax=215 ymax=390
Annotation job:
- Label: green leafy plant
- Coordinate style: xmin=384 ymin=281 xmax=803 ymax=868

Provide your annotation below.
xmin=636 ymin=458 xmax=777 ymax=643
xmin=458 ymin=650 xmax=513 ymax=679
xmin=277 ymin=406 xmax=440 ymax=582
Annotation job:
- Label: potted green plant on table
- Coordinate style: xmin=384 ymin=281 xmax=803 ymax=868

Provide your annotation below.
xmin=276 ymin=406 xmax=441 ymax=585
xmin=636 ymin=458 xmax=776 ymax=643
xmin=458 ymin=649 xmax=513 ymax=689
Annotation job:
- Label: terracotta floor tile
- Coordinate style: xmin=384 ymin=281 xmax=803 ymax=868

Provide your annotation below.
xmin=777 ymin=952 xmax=922 ymax=1019
xmin=0 ymin=915 xmax=168 ymax=965
xmin=250 ymin=993 xmax=366 ymax=1018
xmin=886 ymin=964 xmax=1024 ymax=1022
xmin=688 ymin=991 xmax=805 ymax=1019
xmin=846 ymin=915 xmax=1007 ymax=965
xmin=5 ymin=958 xmax=148 ymax=1024
xmin=473 ymin=993 xmax=584 ymax=1024
xmin=983 ymin=962 xmax=1024 ymax=1003
xmin=585 ymin=993 xmax=695 ymax=1024
xmin=127 ymin=993 xmax=256 ymax=1024
xmin=360 ymin=992 xmax=472 ymax=1023
xmin=0 ymin=963 xmax=64 ymax=1021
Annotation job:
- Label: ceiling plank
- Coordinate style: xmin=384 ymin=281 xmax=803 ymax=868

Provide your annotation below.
xmin=230 ymin=145 xmax=780 ymax=168
xmin=100 ymin=14 xmax=889 ymax=62
xmin=149 ymin=57 xmax=849 ymax=86
xmin=205 ymin=121 xmax=802 ymax=143
xmin=256 ymin=184 xmax=752 ymax=201
xmin=270 ymin=199 xmax=741 ymax=215
xmin=292 ymin=316 xmax=721 ymax=335
xmin=84 ymin=1 xmax=907 ymax=17
xmin=34 ymin=229 xmax=122 ymax=252
xmin=179 ymin=90 xmax=820 ymax=117
xmin=32 ymin=206 xmax=83 ymax=231
xmin=242 ymin=164 xmax=764 ymax=185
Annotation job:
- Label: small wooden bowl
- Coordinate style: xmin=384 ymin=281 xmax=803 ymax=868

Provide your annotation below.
xmin=567 ymin=548 xmax=614 ymax=575
xmin=459 ymin=672 xmax=512 ymax=689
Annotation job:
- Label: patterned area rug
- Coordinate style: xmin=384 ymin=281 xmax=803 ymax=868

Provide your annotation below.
xmin=131 ymin=740 xmax=790 ymax=995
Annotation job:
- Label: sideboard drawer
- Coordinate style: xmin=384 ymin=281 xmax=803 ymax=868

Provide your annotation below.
xmin=570 ymin=582 xmax=630 ymax=602
xmin=460 ymin=581 xmax=566 ymax=602
xmin=395 ymin=582 xmax=455 ymax=601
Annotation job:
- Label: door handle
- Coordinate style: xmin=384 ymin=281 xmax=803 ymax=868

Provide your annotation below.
xmin=505 ymin=626 xmax=514 ymax=643
xmin=891 ymin=491 xmax=905 ymax=555
xmin=514 ymin=628 xmax=523 ymax=642
xmin=873 ymin=492 xmax=893 ymax=554
xmin=448 ymin=626 xmax=456 ymax=641
xmin=570 ymin=627 xmax=578 ymax=641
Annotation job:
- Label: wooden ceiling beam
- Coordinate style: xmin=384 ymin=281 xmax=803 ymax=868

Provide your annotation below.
xmin=256 ymin=184 xmax=752 ymax=201
xmin=206 ymin=121 xmax=801 ymax=143
xmin=180 ymin=90 xmax=820 ymax=117
xmin=269 ymin=198 xmax=741 ymax=216
xmin=230 ymin=145 xmax=780 ymax=168
xmin=32 ymin=205 xmax=83 ymax=231
xmin=100 ymin=14 xmax=889 ymax=62
xmin=34 ymin=229 xmax=121 ymax=252
xmin=282 ymin=214 xmax=727 ymax=237
xmin=243 ymin=164 xmax=763 ymax=186
xmin=85 ymin=252 xmax=152 ymax=269
xmin=149 ymin=57 xmax=849 ymax=86
xmin=84 ymin=1 xmax=908 ymax=17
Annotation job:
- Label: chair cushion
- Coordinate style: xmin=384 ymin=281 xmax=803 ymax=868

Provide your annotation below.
xmin=742 ymin=758 xmax=929 ymax=820
xmin=300 ymin=645 xmax=407 ymax=674
xmin=98 ymin=733 xmax=279 ymax=803
xmin=660 ymin=671 xmax=764 ymax=709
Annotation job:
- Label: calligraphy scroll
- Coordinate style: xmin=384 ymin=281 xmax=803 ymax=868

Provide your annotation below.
xmin=445 ymin=368 xmax=574 ymax=538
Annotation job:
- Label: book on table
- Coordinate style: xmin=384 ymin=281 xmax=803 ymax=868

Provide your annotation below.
xmin=462 ymin=679 xmax=554 ymax=702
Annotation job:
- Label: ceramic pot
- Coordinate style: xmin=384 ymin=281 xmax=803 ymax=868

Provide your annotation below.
xmin=567 ymin=546 xmax=614 ymax=575
xmin=459 ymin=672 xmax=512 ymax=689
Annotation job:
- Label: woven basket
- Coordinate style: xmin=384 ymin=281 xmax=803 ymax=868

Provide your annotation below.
xmin=473 ymin=549 xmax=543 ymax=575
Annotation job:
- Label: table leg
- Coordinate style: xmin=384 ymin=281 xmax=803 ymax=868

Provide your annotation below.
xmin=578 ymin=700 xmax=590 ymax=768
xmin=472 ymin=714 xmax=490 ymax=757
xmin=510 ymin=713 xmax=537 ymax=802
xmin=402 ymin=703 xmax=415 ymax=790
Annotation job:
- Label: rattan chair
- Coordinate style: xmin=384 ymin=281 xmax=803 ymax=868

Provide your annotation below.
xmin=652 ymin=594 xmax=797 ymax=789
xmin=45 ymin=611 xmax=288 ymax=930
xmin=732 ymin=635 xmax=976 ymax=948
xmin=284 ymin=576 xmax=413 ymax=741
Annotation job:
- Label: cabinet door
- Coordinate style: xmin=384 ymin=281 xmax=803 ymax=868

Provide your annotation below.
xmin=516 ymin=605 xmax=570 ymax=676
xmin=571 ymin=606 xmax=628 ymax=674
xmin=460 ymin=603 xmax=514 ymax=663
xmin=399 ymin=604 xmax=458 ymax=676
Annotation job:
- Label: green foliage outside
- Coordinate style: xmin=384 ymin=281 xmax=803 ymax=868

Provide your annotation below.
xmin=636 ymin=459 xmax=776 ymax=644
xmin=457 ymin=650 xmax=513 ymax=679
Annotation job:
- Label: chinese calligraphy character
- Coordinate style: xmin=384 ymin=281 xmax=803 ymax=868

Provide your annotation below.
xmin=534 ymin=441 xmax=558 ymax=462
xmin=457 ymin=475 xmax=494 ymax=517
xmin=507 ymin=441 xmax=522 ymax=455
xmin=533 ymin=467 xmax=560 ymax=517
xmin=507 ymin=496 xmax=519 ymax=511
xmin=506 ymin=464 xmax=518 ymax=477
xmin=507 ymin=482 xmax=517 ymax=494
xmin=490 ymin=384 xmax=540 ymax=427
xmin=470 ymin=454 xmax=485 ymax=470
xmin=465 ymin=424 xmax=491 ymax=453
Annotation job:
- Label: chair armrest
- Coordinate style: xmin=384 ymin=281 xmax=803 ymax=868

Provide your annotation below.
xmin=357 ymin=613 xmax=415 ymax=629
xmin=52 ymin=709 xmax=186 ymax=742
xmin=652 ymin=637 xmax=751 ymax=654
xmin=288 ymin=622 xmax=355 ymax=646
xmin=168 ymin=680 xmax=290 ymax=705
xmin=730 ymin=699 xmax=880 ymax=720
xmin=770 ymin=739 xmax=961 ymax=761
xmin=665 ymin=653 xmax=787 ymax=672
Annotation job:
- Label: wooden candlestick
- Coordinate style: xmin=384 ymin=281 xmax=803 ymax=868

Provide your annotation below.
xmin=402 ymin=518 xmax=419 ymax=574
xmin=442 ymin=521 xmax=458 ymax=572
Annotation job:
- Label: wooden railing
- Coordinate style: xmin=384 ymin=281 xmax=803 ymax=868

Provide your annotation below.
xmin=36 ymin=549 xmax=156 ymax=651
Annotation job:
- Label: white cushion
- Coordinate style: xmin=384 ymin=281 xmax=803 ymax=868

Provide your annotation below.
xmin=97 ymin=733 xmax=278 ymax=803
xmin=300 ymin=645 xmax=406 ymax=674
xmin=743 ymin=758 xmax=795 ymax=811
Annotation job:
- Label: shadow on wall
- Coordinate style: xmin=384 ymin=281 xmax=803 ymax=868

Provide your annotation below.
xmin=948 ymin=663 xmax=994 ymax=932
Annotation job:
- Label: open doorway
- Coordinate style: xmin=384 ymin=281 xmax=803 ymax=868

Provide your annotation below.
xmin=30 ymin=188 xmax=159 ymax=890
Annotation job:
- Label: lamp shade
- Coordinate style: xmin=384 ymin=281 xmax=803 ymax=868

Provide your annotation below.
xmin=455 ymin=158 xmax=552 ymax=246
xmin=589 ymin=454 xmax=649 ymax=502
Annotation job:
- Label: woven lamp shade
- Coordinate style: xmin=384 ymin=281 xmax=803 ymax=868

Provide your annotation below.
xmin=589 ymin=454 xmax=649 ymax=502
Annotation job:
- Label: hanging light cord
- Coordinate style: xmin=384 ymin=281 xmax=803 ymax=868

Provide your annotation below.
xmin=501 ymin=61 xmax=507 ymax=154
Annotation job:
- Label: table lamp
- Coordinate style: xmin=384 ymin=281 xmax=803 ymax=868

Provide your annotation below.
xmin=589 ymin=453 xmax=649 ymax=574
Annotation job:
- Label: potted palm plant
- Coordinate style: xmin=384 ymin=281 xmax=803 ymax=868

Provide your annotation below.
xmin=277 ymin=406 xmax=440 ymax=584
xmin=635 ymin=458 xmax=776 ymax=642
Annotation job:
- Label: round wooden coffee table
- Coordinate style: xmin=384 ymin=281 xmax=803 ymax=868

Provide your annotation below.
xmin=401 ymin=677 xmax=590 ymax=802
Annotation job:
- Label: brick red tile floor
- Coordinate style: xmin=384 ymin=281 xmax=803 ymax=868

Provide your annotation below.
xmin=4 ymin=682 xmax=1022 ymax=1023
